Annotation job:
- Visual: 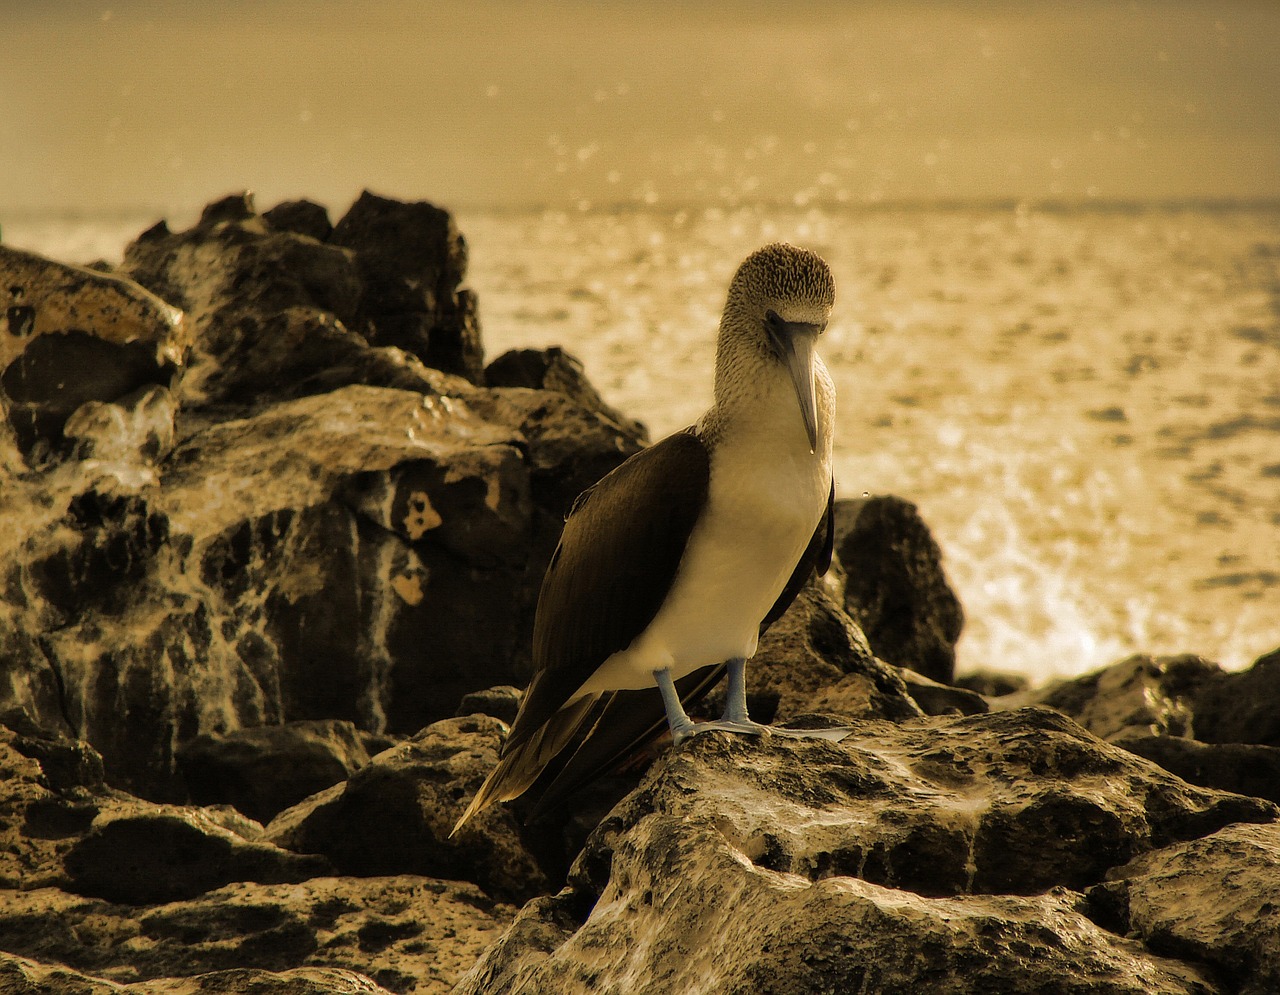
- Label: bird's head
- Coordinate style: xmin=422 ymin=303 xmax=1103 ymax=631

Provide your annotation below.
xmin=718 ymin=242 xmax=835 ymax=453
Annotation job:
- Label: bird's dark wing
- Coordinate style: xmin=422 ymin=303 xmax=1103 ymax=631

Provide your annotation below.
xmin=503 ymin=428 xmax=711 ymax=755
xmin=526 ymin=475 xmax=837 ymax=820
xmin=525 ymin=663 xmax=724 ymax=823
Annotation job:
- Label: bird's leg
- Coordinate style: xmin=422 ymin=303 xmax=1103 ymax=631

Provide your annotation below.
xmin=720 ymin=656 xmax=751 ymax=723
xmin=713 ymin=658 xmax=851 ymax=740
xmin=657 ymin=661 xmax=854 ymax=746
xmin=654 ymin=667 xmax=699 ymax=746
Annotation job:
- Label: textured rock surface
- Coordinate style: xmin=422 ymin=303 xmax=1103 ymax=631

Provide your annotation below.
xmin=0 ymin=875 xmax=509 ymax=994
xmin=1030 ymin=650 xmax=1280 ymax=803
xmin=266 ymin=715 xmax=547 ymax=906
xmin=457 ymin=707 xmax=1271 ymax=994
xmin=178 ymin=720 xmax=373 ymax=824
xmin=1090 ymin=821 xmax=1280 ymax=995
xmin=64 ymin=805 xmax=332 ymax=905
xmin=833 ymin=496 xmax=965 ymax=684
xmin=0 ymin=193 xmax=645 ymax=801
xmin=0 ymin=953 xmax=399 ymax=994
xmin=0 ymin=244 xmax=187 ymax=462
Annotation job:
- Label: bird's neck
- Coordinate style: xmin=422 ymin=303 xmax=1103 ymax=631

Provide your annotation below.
xmin=700 ymin=337 xmax=835 ymax=465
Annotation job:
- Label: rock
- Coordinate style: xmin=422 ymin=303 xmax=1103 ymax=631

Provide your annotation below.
xmin=697 ymin=583 xmax=921 ymax=725
xmin=1089 ymin=821 xmax=1280 ymax=995
xmin=897 ymin=667 xmax=990 ymax=716
xmin=63 ymin=805 xmax=331 ymax=904
xmin=0 ymin=875 xmax=511 ymax=994
xmin=0 ymin=952 xmax=399 ymax=994
xmin=833 ymin=496 xmax=964 ymax=684
xmin=1034 ymin=653 xmax=1221 ymax=743
xmin=455 ymin=686 xmax=522 ymax=726
xmin=177 ymin=720 xmax=373 ymax=824
xmin=1193 ymin=647 xmax=1280 ymax=747
xmin=1119 ymin=736 xmax=1280 ymax=806
xmin=266 ymin=715 xmax=547 ymax=905
xmin=63 ymin=384 xmax=178 ymax=465
xmin=1028 ymin=652 xmax=1280 ymax=803
xmin=0 ymin=245 xmax=186 ymax=463
xmin=484 ymin=347 xmax=647 ymax=441
xmin=955 ymin=668 xmax=1030 ymax=698
xmin=458 ymin=706 xmax=1267 ymax=994
xmin=264 ymin=199 xmax=334 ymax=241
xmin=329 ymin=190 xmax=482 ymax=383
xmin=1 ymin=193 xmax=651 ymax=799
xmin=0 ymin=724 xmax=103 ymax=891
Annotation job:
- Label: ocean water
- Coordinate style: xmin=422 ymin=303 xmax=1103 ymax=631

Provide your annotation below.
xmin=6 ymin=203 xmax=1279 ymax=683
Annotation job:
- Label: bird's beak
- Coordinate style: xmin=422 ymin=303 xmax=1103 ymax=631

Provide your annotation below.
xmin=766 ymin=315 xmax=821 ymax=454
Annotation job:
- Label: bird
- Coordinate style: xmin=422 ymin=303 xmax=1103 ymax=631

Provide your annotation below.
xmin=452 ymin=242 xmax=843 ymax=836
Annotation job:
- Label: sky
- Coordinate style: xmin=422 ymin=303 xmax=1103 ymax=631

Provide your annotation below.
xmin=2 ymin=0 xmax=1278 ymax=216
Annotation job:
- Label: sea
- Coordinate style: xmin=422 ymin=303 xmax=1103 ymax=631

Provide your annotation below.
xmin=5 ymin=201 xmax=1279 ymax=684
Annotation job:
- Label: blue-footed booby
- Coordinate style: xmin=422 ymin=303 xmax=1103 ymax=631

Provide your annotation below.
xmin=452 ymin=242 xmax=841 ymax=835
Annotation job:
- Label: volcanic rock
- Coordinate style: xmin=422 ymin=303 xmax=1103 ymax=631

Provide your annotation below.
xmin=0 ymin=244 xmax=186 ymax=462
xmin=1 ymin=192 xmax=648 ymax=802
xmin=455 ymin=707 xmax=1275 ymax=994
xmin=0 ymin=875 xmax=510 ymax=995
xmin=266 ymin=714 xmax=547 ymax=905
xmin=485 ymin=347 xmax=647 ymax=440
xmin=63 ymin=805 xmax=331 ymax=905
xmin=455 ymin=686 xmax=522 ymax=726
xmin=1029 ymin=650 xmax=1280 ymax=803
xmin=1193 ymin=647 xmax=1280 ymax=747
xmin=177 ymin=720 xmax=373 ymax=824
xmin=0 ymin=953 xmax=399 ymax=994
xmin=833 ymin=495 xmax=965 ymax=684
xmin=1089 ymin=821 xmax=1280 ymax=995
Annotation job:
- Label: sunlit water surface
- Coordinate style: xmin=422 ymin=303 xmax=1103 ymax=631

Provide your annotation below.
xmin=7 ymin=203 xmax=1279 ymax=682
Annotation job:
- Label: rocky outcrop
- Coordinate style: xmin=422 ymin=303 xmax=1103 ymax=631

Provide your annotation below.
xmin=265 ymin=715 xmax=548 ymax=906
xmin=0 ymin=245 xmax=187 ymax=463
xmin=833 ymin=496 xmax=965 ymax=684
xmin=177 ymin=720 xmax=373 ymax=824
xmin=456 ymin=707 xmax=1276 ymax=995
xmin=1 ymin=192 xmax=645 ymax=801
xmin=1029 ymin=650 xmax=1280 ymax=803
xmin=1090 ymin=821 xmax=1280 ymax=995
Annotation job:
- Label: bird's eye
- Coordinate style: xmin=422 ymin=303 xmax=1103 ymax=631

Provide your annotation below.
xmin=765 ymin=309 xmax=783 ymax=329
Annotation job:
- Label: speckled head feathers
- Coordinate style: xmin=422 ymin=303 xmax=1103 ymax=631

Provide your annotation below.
xmin=727 ymin=242 xmax=835 ymax=318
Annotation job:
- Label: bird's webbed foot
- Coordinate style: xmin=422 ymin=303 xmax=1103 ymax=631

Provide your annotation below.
xmin=673 ymin=718 xmax=852 ymax=745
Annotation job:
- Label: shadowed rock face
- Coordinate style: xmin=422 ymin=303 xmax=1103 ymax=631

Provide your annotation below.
xmin=833 ymin=496 xmax=965 ymax=684
xmin=1030 ymin=651 xmax=1280 ymax=804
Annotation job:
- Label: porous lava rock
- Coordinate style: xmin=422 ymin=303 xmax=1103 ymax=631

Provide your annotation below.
xmin=1089 ymin=821 xmax=1280 ymax=995
xmin=0 ymin=875 xmax=511 ymax=995
xmin=266 ymin=715 xmax=547 ymax=906
xmin=176 ymin=720 xmax=373 ymax=825
xmin=456 ymin=707 xmax=1275 ymax=994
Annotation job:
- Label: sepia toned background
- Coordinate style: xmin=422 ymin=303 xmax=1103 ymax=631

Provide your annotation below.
xmin=2 ymin=1 xmax=1277 ymax=679
xmin=2 ymin=0 xmax=1278 ymax=216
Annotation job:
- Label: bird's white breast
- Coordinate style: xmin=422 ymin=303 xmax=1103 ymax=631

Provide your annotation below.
xmin=573 ymin=375 xmax=832 ymax=696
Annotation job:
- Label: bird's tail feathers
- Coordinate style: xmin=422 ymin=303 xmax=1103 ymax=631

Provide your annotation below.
xmin=450 ymin=694 xmax=599 ymax=837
